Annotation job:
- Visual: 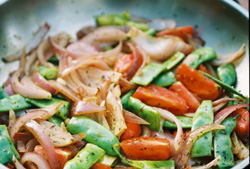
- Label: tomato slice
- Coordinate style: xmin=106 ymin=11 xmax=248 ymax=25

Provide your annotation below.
xmin=120 ymin=137 xmax=170 ymax=160
xmin=120 ymin=121 xmax=141 ymax=141
xmin=133 ymin=84 xmax=188 ymax=115
xmin=113 ymin=54 xmax=134 ymax=78
xmin=90 ymin=163 xmax=112 ymax=169
xmin=232 ymin=108 xmax=249 ymax=143
xmin=176 ymin=64 xmax=222 ymax=100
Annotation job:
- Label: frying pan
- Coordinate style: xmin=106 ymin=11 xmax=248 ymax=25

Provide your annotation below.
xmin=0 ymin=0 xmax=249 ymax=168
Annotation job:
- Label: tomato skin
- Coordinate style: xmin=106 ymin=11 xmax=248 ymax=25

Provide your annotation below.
xmin=197 ymin=64 xmax=212 ymax=75
xmin=176 ymin=64 xmax=222 ymax=100
xmin=114 ymin=54 xmax=134 ymax=78
xmin=232 ymin=108 xmax=249 ymax=143
xmin=120 ymin=137 xmax=170 ymax=160
xmin=34 ymin=145 xmax=73 ymax=169
xmin=90 ymin=163 xmax=112 ymax=169
xmin=120 ymin=121 xmax=142 ymax=141
xmin=156 ymin=26 xmax=193 ymax=42
xmin=133 ymin=84 xmax=188 ymax=115
xmin=169 ymin=82 xmax=200 ymax=112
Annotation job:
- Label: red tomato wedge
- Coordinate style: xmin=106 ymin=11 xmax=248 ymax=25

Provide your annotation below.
xmin=90 ymin=163 xmax=112 ymax=169
xmin=133 ymin=84 xmax=188 ymax=115
xmin=197 ymin=64 xmax=212 ymax=75
xmin=232 ymin=108 xmax=249 ymax=143
xmin=120 ymin=137 xmax=170 ymax=160
xmin=113 ymin=54 xmax=134 ymax=78
xmin=156 ymin=26 xmax=193 ymax=42
xmin=169 ymin=81 xmax=200 ymax=112
xmin=176 ymin=64 xmax=222 ymax=100
xmin=34 ymin=145 xmax=73 ymax=169
xmin=120 ymin=121 xmax=142 ymax=141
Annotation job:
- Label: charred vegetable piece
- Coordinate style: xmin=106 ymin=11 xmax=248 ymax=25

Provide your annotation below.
xmin=189 ymin=47 xmax=217 ymax=69
xmin=132 ymin=85 xmax=188 ymax=115
xmin=0 ymin=125 xmax=20 ymax=164
xmin=214 ymin=116 xmax=238 ymax=168
xmin=0 ymin=94 xmax=32 ymax=112
xmin=38 ymin=65 xmax=58 ymax=80
xmin=191 ymin=100 xmax=213 ymax=157
xmin=131 ymin=62 xmax=166 ymax=86
xmin=48 ymin=116 xmax=64 ymax=127
xmin=163 ymin=116 xmax=193 ymax=129
xmin=164 ymin=51 xmax=185 ymax=70
xmin=64 ymin=143 xmax=105 ymax=169
xmin=152 ymin=71 xmax=176 ymax=87
xmin=199 ymin=70 xmax=246 ymax=99
xmin=217 ymin=63 xmax=237 ymax=86
xmin=0 ymin=86 xmax=8 ymax=99
xmin=177 ymin=64 xmax=222 ymax=100
xmin=126 ymin=97 xmax=161 ymax=131
xmin=66 ymin=116 xmax=120 ymax=156
xmin=121 ymin=88 xmax=136 ymax=109
xmin=26 ymin=98 xmax=69 ymax=119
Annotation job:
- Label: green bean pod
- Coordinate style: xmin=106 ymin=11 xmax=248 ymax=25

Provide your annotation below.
xmin=164 ymin=51 xmax=185 ymax=70
xmin=121 ymin=88 xmax=136 ymax=109
xmin=152 ymin=71 xmax=176 ymax=87
xmin=217 ymin=63 xmax=237 ymax=86
xmin=0 ymin=86 xmax=8 ymax=99
xmin=0 ymin=125 xmax=20 ymax=164
xmin=131 ymin=62 xmax=166 ymax=86
xmin=126 ymin=97 xmax=161 ymax=131
xmin=48 ymin=116 xmax=64 ymax=127
xmin=66 ymin=115 xmax=120 ymax=156
xmin=163 ymin=116 xmax=193 ymax=129
xmin=126 ymin=160 xmax=175 ymax=169
xmin=38 ymin=65 xmax=58 ymax=80
xmin=63 ymin=143 xmax=105 ymax=169
xmin=0 ymin=94 xmax=32 ymax=112
xmin=26 ymin=98 xmax=69 ymax=119
xmin=191 ymin=100 xmax=213 ymax=157
xmin=214 ymin=117 xmax=237 ymax=168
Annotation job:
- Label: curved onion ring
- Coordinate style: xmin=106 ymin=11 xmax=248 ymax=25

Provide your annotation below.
xmin=10 ymin=102 xmax=62 ymax=139
xmin=212 ymin=97 xmax=239 ymax=106
xmin=153 ymin=107 xmax=183 ymax=151
xmin=24 ymin=120 xmax=60 ymax=169
xmin=21 ymin=152 xmax=51 ymax=169
xmin=13 ymin=155 xmax=26 ymax=169
xmin=31 ymin=71 xmax=57 ymax=94
xmin=191 ymin=155 xmax=221 ymax=169
xmin=71 ymin=101 xmax=106 ymax=116
xmin=123 ymin=109 xmax=150 ymax=125
xmin=11 ymin=70 xmax=52 ymax=99
xmin=214 ymin=103 xmax=249 ymax=124
xmin=176 ymin=124 xmax=225 ymax=169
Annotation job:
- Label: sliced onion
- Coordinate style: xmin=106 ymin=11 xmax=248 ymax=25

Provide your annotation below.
xmin=203 ymin=62 xmax=218 ymax=78
xmin=17 ymin=140 xmax=26 ymax=153
xmin=21 ymin=152 xmax=51 ymax=169
xmin=3 ymin=23 xmax=50 ymax=63
xmin=77 ymin=26 xmax=96 ymax=39
xmin=191 ymin=155 xmax=221 ymax=169
xmin=183 ymin=113 xmax=195 ymax=118
xmin=67 ymin=40 xmax=99 ymax=56
xmin=24 ymin=120 xmax=60 ymax=169
xmin=64 ymin=144 xmax=79 ymax=156
xmin=213 ymin=102 xmax=228 ymax=113
xmin=48 ymin=80 xmax=81 ymax=102
xmin=10 ymin=102 xmax=62 ymax=139
xmin=11 ymin=70 xmax=52 ymax=99
xmin=119 ymin=77 xmax=137 ymax=94
xmin=148 ymin=18 xmax=176 ymax=31
xmin=19 ymin=48 xmax=26 ymax=71
xmin=38 ymin=120 xmax=86 ymax=147
xmin=212 ymin=97 xmax=239 ymax=106
xmin=61 ymin=58 xmax=111 ymax=77
xmin=81 ymin=26 xmax=127 ymax=44
xmin=8 ymin=109 xmax=16 ymax=132
xmin=123 ymin=109 xmax=150 ymax=125
xmin=128 ymin=27 xmax=193 ymax=61
xmin=3 ymin=77 xmax=15 ymax=96
xmin=214 ymin=104 xmax=249 ymax=124
xmin=70 ymin=101 xmax=106 ymax=116
xmin=31 ymin=71 xmax=57 ymax=94
xmin=142 ymin=126 xmax=151 ymax=137
xmin=106 ymin=90 xmax=127 ymax=137
xmin=236 ymin=139 xmax=249 ymax=160
xmin=12 ymin=155 xmax=26 ymax=169
xmin=176 ymin=124 xmax=225 ymax=169
xmin=100 ymin=41 xmax=123 ymax=66
xmin=153 ymin=107 xmax=183 ymax=151
xmin=231 ymin=132 xmax=241 ymax=154
xmin=25 ymin=51 xmax=38 ymax=76
xmin=211 ymin=44 xmax=246 ymax=66
xmin=26 ymin=139 xmax=39 ymax=152
xmin=37 ymin=40 xmax=56 ymax=68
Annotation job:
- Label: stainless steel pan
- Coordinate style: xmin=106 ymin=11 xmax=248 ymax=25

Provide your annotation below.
xmin=0 ymin=0 xmax=249 ymax=168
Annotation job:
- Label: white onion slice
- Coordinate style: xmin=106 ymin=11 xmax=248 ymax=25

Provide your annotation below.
xmin=21 ymin=152 xmax=51 ymax=169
